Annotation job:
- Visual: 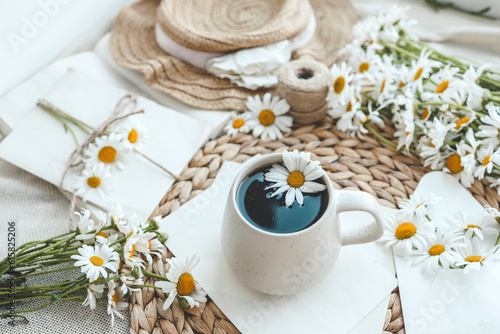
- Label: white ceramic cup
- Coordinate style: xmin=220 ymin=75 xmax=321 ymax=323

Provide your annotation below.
xmin=221 ymin=153 xmax=385 ymax=295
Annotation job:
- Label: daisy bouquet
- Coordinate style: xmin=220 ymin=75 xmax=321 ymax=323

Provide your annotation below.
xmin=326 ymin=5 xmax=500 ymax=194
xmin=0 ymin=206 xmax=206 ymax=325
xmin=380 ymin=193 xmax=500 ymax=274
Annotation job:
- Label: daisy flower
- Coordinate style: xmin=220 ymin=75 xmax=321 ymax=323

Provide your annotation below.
xmin=404 ymin=49 xmax=433 ymax=93
xmin=83 ymin=132 xmax=130 ymax=171
xmin=327 ymin=62 xmax=354 ymax=107
xmin=112 ymin=115 xmax=149 ymax=151
xmin=477 ymin=103 xmax=500 ymax=147
xmin=379 ymin=211 xmax=435 ymax=256
xmin=447 ymin=211 xmax=499 ymax=240
xmin=329 ymin=87 xmax=360 ymax=119
xmin=95 ymin=231 xmax=119 ymax=246
xmin=393 ymin=108 xmax=415 ymax=151
xmin=128 ymin=232 xmax=164 ymax=263
xmin=444 ymin=150 xmax=475 ymax=188
xmin=351 ymin=104 xmax=384 ymax=139
xmin=74 ymin=208 xmax=98 ymax=241
xmin=82 ymin=282 xmax=105 ymax=310
xmin=123 ymin=236 xmax=145 ymax=269
xmin=421 ymin=65 xmax=463 ymax=104
xmin=483 ymin=206 xmax=500 ymax=224
xmin=474 ymin=143 xmax=500 ymax=180
xmin=155 ymin=255 xmax=207 ymax=310
xmin=399 ymin=193 xmax=442 ymax=219
xmin=348 ymin=48 xmax=381 ymax=78
xmin=245 ymin=93 xmax=292 ymax=141
xmin=224 ymin=112 xmax=252 ymax=137
xmin=412 ymin=227 xmax=466 ymax=273
xmin=107 ymin=280 xmax=129 ymax=326
xmin=264 ymin=150 xmax=327 ymax=206
xmin=455 ymin=238 xmax=500 ymax=274
xmin=74 ymin=163 xmax=112 ymax=202
xmin=71 ymin=244 xmax=120 ymax=282
xmin=119 ymin=265 xmax=143 ymax=294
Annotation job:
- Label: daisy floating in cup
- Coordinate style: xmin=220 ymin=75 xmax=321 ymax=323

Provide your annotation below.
xmin=264 ymin=149 xmax=327 ymax=207
xmin=155 ymin=255 xmax=207 ymax=310
xmin=246 ymin=93 xmax=293 ymax=141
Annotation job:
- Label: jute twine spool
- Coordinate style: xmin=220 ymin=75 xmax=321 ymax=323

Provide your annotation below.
xmin=277 ymin=58 xmax=330 ymax=125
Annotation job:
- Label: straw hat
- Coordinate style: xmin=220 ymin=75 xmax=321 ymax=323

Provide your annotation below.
xmin=110 ymin=0 xmax=357 ymax=111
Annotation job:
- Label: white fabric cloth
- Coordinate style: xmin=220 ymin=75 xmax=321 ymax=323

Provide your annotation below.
xmin=205 ymin=15 xmax=316 ymax=89
xmin=0 ymin=0 xmax=134 ymax=97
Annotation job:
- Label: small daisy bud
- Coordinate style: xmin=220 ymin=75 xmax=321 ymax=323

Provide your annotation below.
xmin=131 ymin=267 xmax=141 ymax=279
xmin=179 ymin=297 xmax=190 ymax=309
xmin=147 ymin=217 xmax=160 ymax=230
xmin=156 ymin=231 xmax=168 ymax=244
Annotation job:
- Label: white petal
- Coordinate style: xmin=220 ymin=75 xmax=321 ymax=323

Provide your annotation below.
xmin=285 ymin=188 xmax=296 ymax=206
xmin=295 ymin=189 xmax=304 ymax=205
xmin=300 ymin=181 xmax=326 ymax=193
xmin=163 ymin=291 xmax=177 ymax=310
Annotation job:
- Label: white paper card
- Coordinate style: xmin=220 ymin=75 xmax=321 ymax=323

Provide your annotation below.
xmin=0 ymin=71 xmax=211 ymax=221
xmin=159 ymin=161 xmax=397 ymax=334
xmin=395 ymin=172 xmax=500 ymax=334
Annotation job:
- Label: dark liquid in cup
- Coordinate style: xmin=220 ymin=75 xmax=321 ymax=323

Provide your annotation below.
xmin=236 ymin=166 xmax=328 ymax=234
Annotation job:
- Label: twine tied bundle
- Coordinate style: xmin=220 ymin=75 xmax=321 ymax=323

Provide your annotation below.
xmin=277 ymin=58 xmax=330 ymax=125
xmin=37 ymin=95 xmax=178 ymax=227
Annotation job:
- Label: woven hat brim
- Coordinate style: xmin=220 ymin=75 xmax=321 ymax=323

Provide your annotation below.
xmin=110 ymin=0 xmax=357 ymax=111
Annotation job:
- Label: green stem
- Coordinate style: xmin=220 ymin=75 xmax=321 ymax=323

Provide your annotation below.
xmin=142 ymin=269 xmax=168 ymax=281
xmin=132 ymin=284 xmax=162 ymax=290
xmin=364 ymin=123 xmax=419 ymax=154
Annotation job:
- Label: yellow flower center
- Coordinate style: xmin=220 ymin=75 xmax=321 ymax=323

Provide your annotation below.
xmin=177 ymin=273 xmax=195 ymax=296
xmin=414 ymin=67 xmax=423 ymax=80
xmin=128 ymin=244 xmax=135 ymax=258
xmin=147 ymin=241 xmax=151 ymax=249
xmin=395 ymin=222 xmax=417 ymax=240
xmin=98 ymin=146 xmax=116 ymax=163
xmin=90 ymin=256 xmax=104 ymax=266
xmin=258 ymin=109 xmax=275 ymax=126
xmin=380 ymin=79 xmax=386 ymax=93
xmin=232 ymin=118 xmax=245 ymax=129
xmin=467 ymin=224 xmax=480 ymax=229
xmin=87 ymin=176 xmax=101 ymax=188
xmin=359 ymin=62 xmax=370 ymax=73
xmin=416 ymin=202 xmax=424 ymax=208
xmin=287 ymin=171 xmax=305 ymax=188
xmin=96 ymin=232 xmax=107 ymax=239
xmin=446 ymin=154 xmax=463 ymax=174
xmin=111 ymin=292 xmax=118 ymax=307
xmin=455 ymin=117 xmax=470 ymax=130
xmin=346 ymin=102 xmax=353 ymax=112
xmin=428 ymin=244 xmax=445 ymax=256
xmin=482 ymin=155 xmax=491 ymax=166
xmin=465 ymin=255 xmax=483 ymax=263
xmin=333 ymin=76 xmax=346 ymax=94
xmin=421 ymin=109 xmax=429 ymax=120
xmin=128 ymin=129 xmax=138 ymax=143
xmin=399 ymin=81 xmax=405 ymax=88
xmin=436 ymin=80 xmax=449 ymax=94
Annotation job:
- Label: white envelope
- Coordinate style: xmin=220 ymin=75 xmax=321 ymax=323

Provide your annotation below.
xmin=0 ymin=71 xmax=211 ymax=221
xmin=0 ymin=50 xmax=230 ymax=139
xmin=159 ymin=160 xmax=397 ymax=334
xmin=395 ymin=172 xmax=500 ymax=333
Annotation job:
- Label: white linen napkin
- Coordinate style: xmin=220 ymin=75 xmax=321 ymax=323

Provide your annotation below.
xmin=0 ymin=71 xmax=211 ymax=221
xmin=158 ymin=160 xmax=397 ymax=334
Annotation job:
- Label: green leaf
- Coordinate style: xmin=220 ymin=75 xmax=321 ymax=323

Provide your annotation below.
xmin=52 ymin=294 xmax=62 ymax=301
xmin=39 ymin=263 xmax=47 ymax=270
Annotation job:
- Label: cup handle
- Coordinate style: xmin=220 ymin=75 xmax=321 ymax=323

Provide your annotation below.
xmin=336 ymin=190 xmax=385 ymax=246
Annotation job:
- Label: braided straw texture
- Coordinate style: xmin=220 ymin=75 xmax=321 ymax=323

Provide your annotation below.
xmin=130 ymin=117 xmax=500 ymax=334
xmin=157 ymin=0 xmax=312 ymax=53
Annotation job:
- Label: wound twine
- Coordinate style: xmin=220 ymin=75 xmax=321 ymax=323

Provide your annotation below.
xmin=277 ymin=58 xmax=330 ymax=125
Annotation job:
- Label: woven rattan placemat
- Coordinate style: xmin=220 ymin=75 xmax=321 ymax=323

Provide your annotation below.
xmin=129 ymin=117 xmax=500 ymax=334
